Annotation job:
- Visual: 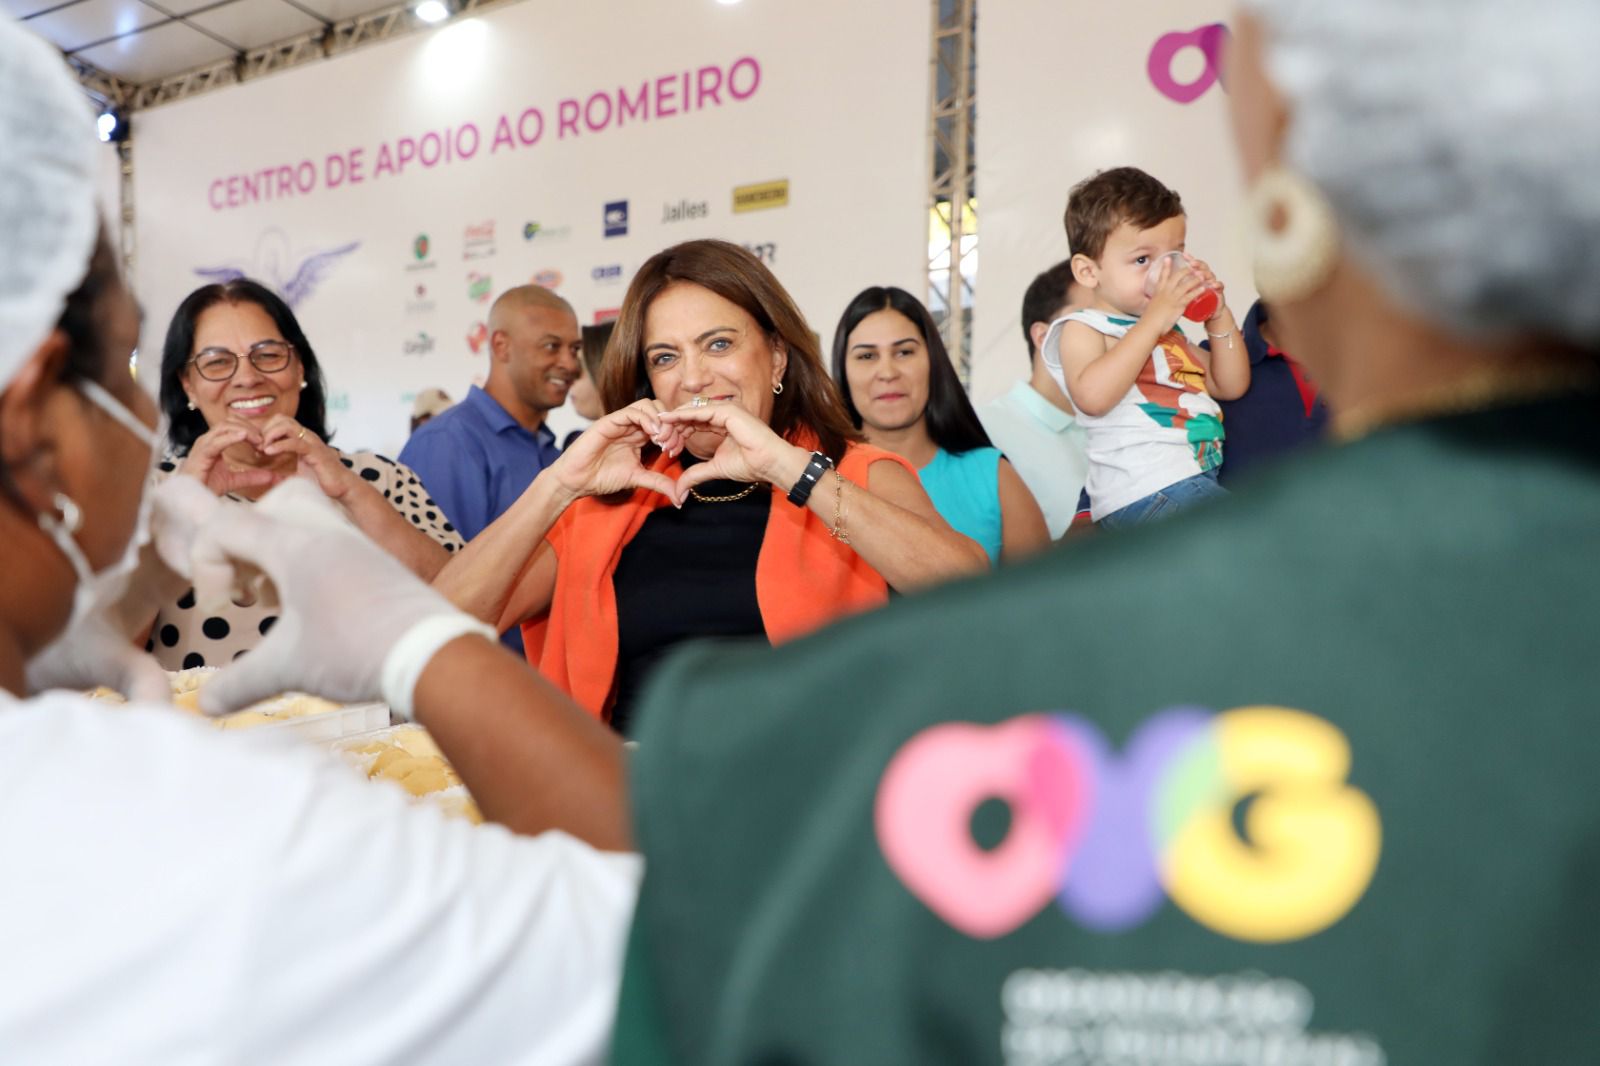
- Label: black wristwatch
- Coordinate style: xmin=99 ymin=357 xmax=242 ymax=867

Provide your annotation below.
xmin=786 ymin=451 xmax=835 ymax=507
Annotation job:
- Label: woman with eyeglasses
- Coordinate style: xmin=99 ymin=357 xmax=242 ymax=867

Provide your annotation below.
xmin=149 ymin=279 xmax=463 ymax=671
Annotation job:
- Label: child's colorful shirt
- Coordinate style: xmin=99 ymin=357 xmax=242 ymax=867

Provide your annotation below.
xmin=1041 ymin=307 xmax=1224 ymax=520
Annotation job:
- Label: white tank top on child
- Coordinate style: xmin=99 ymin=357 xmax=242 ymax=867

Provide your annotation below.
xmin=1040 ymin=307 xmax=1224 ymax=520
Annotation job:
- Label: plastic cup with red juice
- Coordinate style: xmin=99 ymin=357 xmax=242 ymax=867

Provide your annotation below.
xmin=1144 ymin=251 xmax=1220 ymax=322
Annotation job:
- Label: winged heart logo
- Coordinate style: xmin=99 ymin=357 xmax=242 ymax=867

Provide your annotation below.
xmin=193 ymin=228 xmax=360 ymax=308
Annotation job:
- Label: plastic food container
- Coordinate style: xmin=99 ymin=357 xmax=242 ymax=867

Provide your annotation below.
xmin=226 ymin=700 xmax=391 ymax=741
xmin=89 ymin=669 xmax=393 ymax=741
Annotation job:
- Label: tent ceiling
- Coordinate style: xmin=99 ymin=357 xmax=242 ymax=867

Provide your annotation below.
xmin=4 ymin=0 xmax=393 ymax=85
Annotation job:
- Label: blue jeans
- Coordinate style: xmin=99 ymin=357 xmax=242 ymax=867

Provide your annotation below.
xmin=1097 ymin=470 xmax=1227 ymax=530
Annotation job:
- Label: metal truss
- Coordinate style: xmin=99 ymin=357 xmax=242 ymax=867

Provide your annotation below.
xmin=117 ymin=141 xmax=136 ymax=277
xmin=927 ymin=0 xmax=976 ymax=380
xmin=65 ymin=54 xmax=137 ymax=112
xmin=68 ymin=0 xmax=522 ymax=113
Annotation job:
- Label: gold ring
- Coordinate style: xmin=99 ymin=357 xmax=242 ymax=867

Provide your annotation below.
xmin=690 ymin=396 xmax=708 ymax=408
xmin=298 ymin=428 xmax=307 ymax=441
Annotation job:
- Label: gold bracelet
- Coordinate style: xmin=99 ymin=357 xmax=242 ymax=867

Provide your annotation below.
xmin=829 ymin=470 xmax=850 ymax=543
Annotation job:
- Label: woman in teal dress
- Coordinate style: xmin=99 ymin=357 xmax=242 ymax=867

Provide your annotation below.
xmin=832 ymin=286 xmax=1048 ymax=564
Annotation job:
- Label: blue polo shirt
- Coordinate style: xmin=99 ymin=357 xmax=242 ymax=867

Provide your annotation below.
xmin=399 ymin=385 xmax=562 ymax=654
xmin=1203 ymin=300 xmax=1329 ymax=487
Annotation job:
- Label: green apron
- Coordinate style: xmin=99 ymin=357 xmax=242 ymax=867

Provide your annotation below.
xmin=614 ymin=394 xmax=1600 ymax=1065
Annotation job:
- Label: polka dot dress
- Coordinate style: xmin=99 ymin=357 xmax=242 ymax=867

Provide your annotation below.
xmin=146 ymin=449 xmax=464 ymax=672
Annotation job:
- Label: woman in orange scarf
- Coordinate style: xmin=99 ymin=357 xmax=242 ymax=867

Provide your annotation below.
xmin=437 ymin=240 xmax=986 ymax=732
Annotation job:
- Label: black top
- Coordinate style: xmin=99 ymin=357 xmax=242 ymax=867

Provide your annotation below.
xmin=610 ymin=461 xmax=771 ymax=735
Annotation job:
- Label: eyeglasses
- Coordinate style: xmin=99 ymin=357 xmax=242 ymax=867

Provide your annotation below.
xmin=188 ymin=340 xmax=296 ymax=381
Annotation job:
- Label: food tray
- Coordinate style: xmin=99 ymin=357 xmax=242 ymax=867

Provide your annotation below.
xmin=88 ymin=668 xmax=395 ymax=742
xmin=169 ymin=666 xmax=392 ymax=740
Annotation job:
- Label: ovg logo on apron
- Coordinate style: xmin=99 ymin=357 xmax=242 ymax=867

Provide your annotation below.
xmin=875 ymin=706 xmax=1381 ymax=943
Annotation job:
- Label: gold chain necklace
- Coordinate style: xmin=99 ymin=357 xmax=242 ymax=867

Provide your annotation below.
xmin=688 ymin=482 xmax=759 ymax=504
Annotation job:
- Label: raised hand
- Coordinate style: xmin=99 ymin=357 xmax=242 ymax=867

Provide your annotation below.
xmin=259 ymin=414 xmax=356 ymax=501
xmin=175 ymin=480 xmax=492 ymax=716
xmin=546 ymin=400 xmax=683 ymax=503
xmin=1184 ymin=256 xmax=1229 ymax=322
xmin=1145 ymin=255 xmax=1211 ymax=332
xmin=26 ymin=609 xmax=171 ymax=704
xmin=27 ymin=477 xmax=224 ymax=704
xmin=654 ymin=401 xmax=808 ymax=505
xmin=176 ymin=421 xmax=281 ymax=497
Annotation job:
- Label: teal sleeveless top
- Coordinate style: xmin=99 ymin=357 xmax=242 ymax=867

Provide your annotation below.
xmin=919 ymin=446 xmax=1004 ymax=565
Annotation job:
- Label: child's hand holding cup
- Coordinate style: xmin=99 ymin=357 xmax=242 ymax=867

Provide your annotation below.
xmin=1144 ymin=251 xmax=1222 ymax=323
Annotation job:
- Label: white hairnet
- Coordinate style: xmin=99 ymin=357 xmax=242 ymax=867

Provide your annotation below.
xmin=1244 ymin=0 xmax=1600 ymax=347
xmin=0 ymin=18 xmax=100 ymax=389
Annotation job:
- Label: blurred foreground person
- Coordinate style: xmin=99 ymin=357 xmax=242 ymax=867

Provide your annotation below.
xmin=0 ymin=21 xmax=635 ymax=1062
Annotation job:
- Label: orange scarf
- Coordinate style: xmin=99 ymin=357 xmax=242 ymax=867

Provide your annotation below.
xmin=522 ymin=440 xmax=910 ymax=719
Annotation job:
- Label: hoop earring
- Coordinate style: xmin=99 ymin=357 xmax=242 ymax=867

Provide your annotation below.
xmin=773 ymin=382 xmax=784 ymax=395
xmin=1247 ymin=166 xmax=1341 ymax=304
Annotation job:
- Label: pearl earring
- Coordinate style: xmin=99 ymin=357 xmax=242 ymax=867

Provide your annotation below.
xmin=48 ymin=492 xmax=83 ymax=535
xmin=186 ymin=400 xmax=196 ymax=411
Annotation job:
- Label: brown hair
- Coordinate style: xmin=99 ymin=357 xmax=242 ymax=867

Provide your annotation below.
xmin=600 ymin=239 xmax=860 ymax=461
xmin=580 ymin=319 xmax=613 ymax=382
xmin=1064 ymin=167 xmax=1185 ymax=261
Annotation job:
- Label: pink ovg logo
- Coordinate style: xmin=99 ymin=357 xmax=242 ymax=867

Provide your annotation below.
xmin=1148 ymin=23 xmax=1231 ymax=104
xmin=874 ymin=706 xmax=1381 ymax=944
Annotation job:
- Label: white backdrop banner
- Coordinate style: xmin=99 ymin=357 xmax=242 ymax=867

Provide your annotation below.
xmin=970 ymin=1 xmax=1250 ymax=406
xmin=134 ymin=0 xmax=927 ymax=456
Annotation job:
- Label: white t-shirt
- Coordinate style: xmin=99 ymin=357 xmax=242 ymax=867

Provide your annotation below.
xmin=1041 ymin=308 xmax=1225 ymax=520
xmin=0 ymin=692 xmax=641 ymax=1065
xmin=978 ymin=380 xmax=1089 ymax=539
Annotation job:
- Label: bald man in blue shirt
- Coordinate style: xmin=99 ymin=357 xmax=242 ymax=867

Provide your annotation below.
xmin=401 ymin=285 xmax=581 ymax=653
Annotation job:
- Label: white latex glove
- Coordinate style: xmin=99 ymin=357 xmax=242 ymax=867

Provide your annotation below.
xmin=149 ymin=473 xmax=276 ymax=613
xmin=182 ymin=479 xmax=494 ymax=718
xmin=26 ymin=478 xmax=223 ymax=702
xmin=26 ymin=609 xmax=171 ymax=703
